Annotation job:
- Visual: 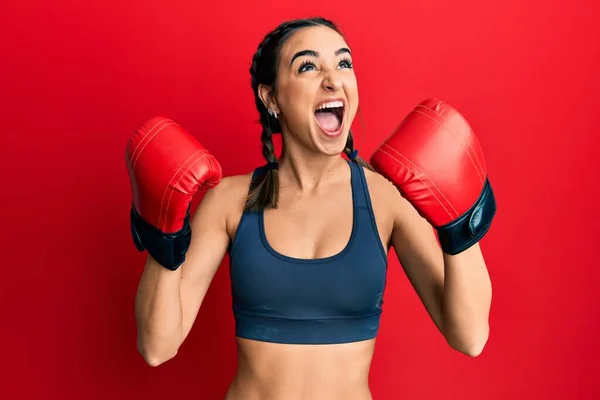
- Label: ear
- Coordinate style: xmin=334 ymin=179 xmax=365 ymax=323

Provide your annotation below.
xmin=258 ymin=84 xmax=278 ymax=112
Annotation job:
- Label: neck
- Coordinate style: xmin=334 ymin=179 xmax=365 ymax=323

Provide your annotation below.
xmin=278 ymin=147 xmax=348 ymax=192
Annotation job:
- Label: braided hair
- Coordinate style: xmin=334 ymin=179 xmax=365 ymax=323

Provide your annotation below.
xmin=245 ymin=17 xmax=372 ymax=211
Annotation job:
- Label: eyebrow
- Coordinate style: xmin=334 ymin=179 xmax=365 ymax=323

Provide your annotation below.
xmin=289 ymin=48 xmax=351 ymax=66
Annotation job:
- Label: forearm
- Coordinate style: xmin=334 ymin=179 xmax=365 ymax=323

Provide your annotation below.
xmin=135 ymin=257 xmax=183 ymax=365
xmin=441 ymin=243 xmax=492 ymax=356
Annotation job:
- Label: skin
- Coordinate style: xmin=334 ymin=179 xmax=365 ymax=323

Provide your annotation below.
xmin=134 ymin=25 xmax=492 ymax=400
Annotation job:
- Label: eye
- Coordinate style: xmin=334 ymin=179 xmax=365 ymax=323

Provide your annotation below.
xmin=338 ymin=57 xmax=353 ymax=69
xmin=298 ymin=60 xmax=317 ymax=73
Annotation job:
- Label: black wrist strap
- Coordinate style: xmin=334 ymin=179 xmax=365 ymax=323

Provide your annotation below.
xmin=130 ymin=204 xmax=192 ymax=271
xmin=437 ymin=179 xmax=496 ymax=255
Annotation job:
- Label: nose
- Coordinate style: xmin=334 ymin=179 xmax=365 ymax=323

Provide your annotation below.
xmin=321 ymin=70 xmax=343 ymax=92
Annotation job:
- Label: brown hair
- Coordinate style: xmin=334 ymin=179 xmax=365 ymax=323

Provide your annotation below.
xmin=245 ymin=17 xmax=372 ymax=211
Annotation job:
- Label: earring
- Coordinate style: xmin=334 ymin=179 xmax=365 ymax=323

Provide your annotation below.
xmin=269 ymin=108 xmax=278 ymax=119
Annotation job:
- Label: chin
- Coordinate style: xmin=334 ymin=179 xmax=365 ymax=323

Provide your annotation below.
xmin=311 ymin=127 xmax=350 ymax=157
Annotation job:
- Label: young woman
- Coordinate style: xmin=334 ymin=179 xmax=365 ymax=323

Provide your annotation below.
xmin=128 ymin=17 xmax=494 ymax=400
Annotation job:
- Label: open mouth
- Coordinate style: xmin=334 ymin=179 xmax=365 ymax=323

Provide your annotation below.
xmin=314 ymin=100 xmax=345 ymax=135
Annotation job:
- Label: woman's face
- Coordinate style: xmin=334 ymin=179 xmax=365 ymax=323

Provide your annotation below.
xmin=261 ymin=25 xmax=359 ymax=157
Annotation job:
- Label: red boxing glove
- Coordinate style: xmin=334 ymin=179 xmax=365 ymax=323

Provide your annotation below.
xmin=370 ymin=99 xmax=496 ymax=255
xmin=125 ymin=117 xmax=222 ymax=270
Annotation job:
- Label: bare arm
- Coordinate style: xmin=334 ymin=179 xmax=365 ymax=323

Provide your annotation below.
xmin=134 ymin=178 xmax=232 ymax=366
xmin=389 ymin=187 xmax=492 ymax=357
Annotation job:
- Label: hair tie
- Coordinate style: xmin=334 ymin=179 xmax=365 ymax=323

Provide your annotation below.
xmin=265 ymin=162 xmax=278 ymax=171
xmin=348 ymin=149 xmax=359 ymax=160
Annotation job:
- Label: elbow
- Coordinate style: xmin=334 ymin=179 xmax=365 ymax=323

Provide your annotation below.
xmin=454 ymin=338 xmax=487 ymax=358
xmin=140 ymin=351 xmax=177 ymax=368
xmin=137 ymin=340 xmax=179 ymax=367
xmin=446 ymin=326 xmax=489 ymax=358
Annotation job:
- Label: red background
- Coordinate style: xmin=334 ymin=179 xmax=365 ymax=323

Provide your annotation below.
xmin=1 ymin=0 xmax=599 ymax=399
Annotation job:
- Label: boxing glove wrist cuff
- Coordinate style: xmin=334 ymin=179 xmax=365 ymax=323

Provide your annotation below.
xmin=130 ymin=204 xmax=192 ymax=271
xmin=437 ymin=179 xmax=496 ymax=255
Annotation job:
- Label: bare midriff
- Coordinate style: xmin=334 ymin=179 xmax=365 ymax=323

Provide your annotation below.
xmin=223 ymin=337 xmax=377 ymax=400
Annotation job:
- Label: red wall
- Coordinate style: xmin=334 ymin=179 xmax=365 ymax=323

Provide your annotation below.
xmin=2 ymin=0 xmax=599 ymax=399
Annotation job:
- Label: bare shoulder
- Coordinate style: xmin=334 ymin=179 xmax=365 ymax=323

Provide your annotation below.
xmin=202 ymin=172 xmax=253 ymax=202
xmin=362 ymin=166 xmax=429 ymax=235
xmin=361 ymin=167 xmax=408 ymax=248
xmin=362 ymin=167 xmax=407 ymax=215
xmin=196 ymin=171 xmax=254 ymax=238
xmin=196 ymin=172 xmax=252 ymax=214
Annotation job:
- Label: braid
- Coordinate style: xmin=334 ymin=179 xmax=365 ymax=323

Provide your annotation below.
xmin=246 ymin=125 xmax=279 ymax=211
xmin=261 ymin=125 xmax=277 ymax=164
xmin=344 ymin=130 xmax=356 ymax=155
xmin=344 ymin=129 xmax=373 ymax=171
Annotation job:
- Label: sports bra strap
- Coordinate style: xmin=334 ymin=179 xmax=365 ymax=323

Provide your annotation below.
xmin=348 ymin=160 xmax=370 ymax=210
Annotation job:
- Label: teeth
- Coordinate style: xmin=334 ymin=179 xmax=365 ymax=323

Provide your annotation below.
xmin=316 ymin=100 xmax=344 ymax=110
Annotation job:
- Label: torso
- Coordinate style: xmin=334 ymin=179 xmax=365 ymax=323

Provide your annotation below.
xmin=220 ymin=161 xmax=398 ymax=400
